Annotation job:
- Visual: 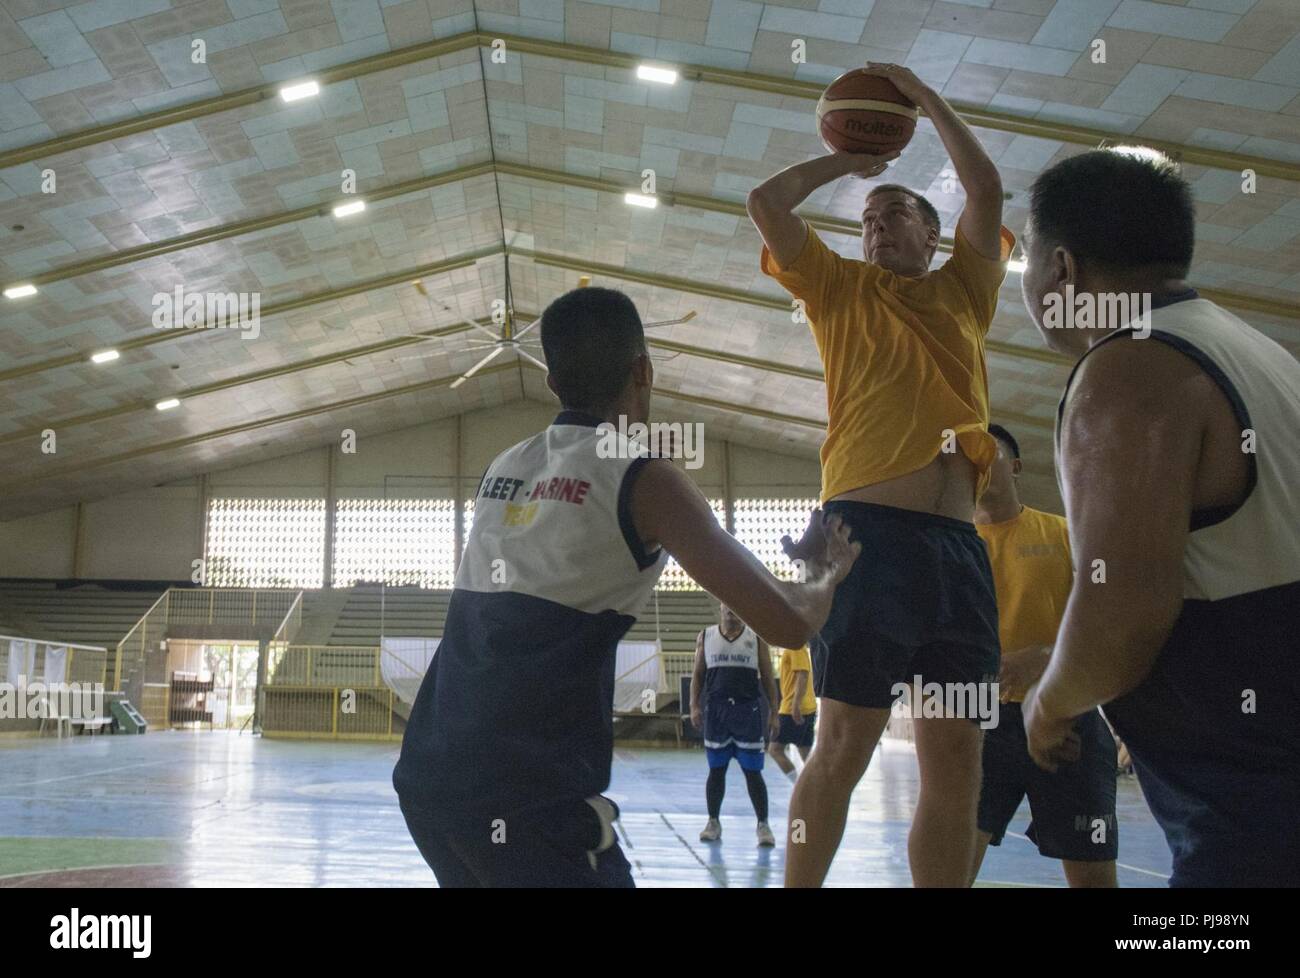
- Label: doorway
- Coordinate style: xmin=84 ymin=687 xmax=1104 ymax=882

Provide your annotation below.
xmin=164 ymin=640 xmax=260 ymax=730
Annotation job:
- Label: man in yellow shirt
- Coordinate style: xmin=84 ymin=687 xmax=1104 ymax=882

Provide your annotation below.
xmin=750 ymin=63 xmax=1012 ymax=887
xmin=971 ymin=425 xmax=1117 ymax=886
xmin=768 ymin=644 xmax=817 ymax=782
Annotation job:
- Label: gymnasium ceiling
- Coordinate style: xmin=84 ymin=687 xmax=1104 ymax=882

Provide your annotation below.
xmin=0 ymin=0 xmax=1298 ymax=520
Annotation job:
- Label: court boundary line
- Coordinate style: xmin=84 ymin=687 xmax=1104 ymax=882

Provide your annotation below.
xmin=1004 ymin=830 xmax=1171 ymax=880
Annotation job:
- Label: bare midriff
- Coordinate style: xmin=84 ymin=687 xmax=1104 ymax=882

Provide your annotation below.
xmin=828 ymin=448 xmax=978 ymax=522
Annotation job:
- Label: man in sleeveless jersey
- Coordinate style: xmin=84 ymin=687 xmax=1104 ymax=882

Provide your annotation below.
xmin=1019 ymin=149 xmax=1300 ymax=886
xmin=393 ymin=287 xmax=860 ymax=887
xmin=749 ymin=63 xmax=1013 ymax=887
xmin=691 ymin=605 xmax=779 ymax=846
xmin=971 ymin=424 xmax=1117 ymax=887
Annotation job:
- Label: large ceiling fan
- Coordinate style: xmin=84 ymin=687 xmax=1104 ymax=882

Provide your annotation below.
xmin=390 ymin=271 xmax=697 ymax=388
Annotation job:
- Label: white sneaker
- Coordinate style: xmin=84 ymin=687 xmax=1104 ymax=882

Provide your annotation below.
xmin=700 ymin=818 xmax=722 ymax=842
xmin=756 ymin=821 xmax=776 ymax=847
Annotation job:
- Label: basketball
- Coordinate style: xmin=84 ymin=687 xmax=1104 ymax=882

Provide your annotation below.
xmin=817 ymin=69 xmax=918 ymax=156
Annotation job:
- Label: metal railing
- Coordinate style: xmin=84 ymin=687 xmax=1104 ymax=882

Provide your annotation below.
xmin=167 ymin=588 xmax=299 ymax=627
xmin=267 ymin=643 xmax=432 ymax=688
xmin=271 ymin=591 xmax=303 ymax=646
xmin=260 ymin=685 xmax=399 ymax=740
xmin=267 ymin=645 xmax=384 ymax=687
xmin=113 ymin=588 xmax=304 ymax=694
xmin=113 ymin=590 xmax=171 ymax=691
xmin=260 ymin=641 xmax=435 ymax=740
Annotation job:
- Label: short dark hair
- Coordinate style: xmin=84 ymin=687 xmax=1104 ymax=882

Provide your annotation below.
xmin=867 ymin=183 xmax=941 ymax=234
xmin=988 ymin=423 xmax=1019 ymax=459
xmin=1029 ymin=149 xmax=1194 ymax=275
xmin=539 ymin=287 xmax=645 ymax=413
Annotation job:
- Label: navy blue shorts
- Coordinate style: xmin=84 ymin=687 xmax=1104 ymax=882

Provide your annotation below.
xmin=703 ymin=694 xmax=765 ymax=752
xmin=977 ymin=702 xmax=1118 ymax=862
xmin=400 ymin=795 xmax=633 ymax=888
xmin=815 ymin=501 xmax=1000 ymax=711
xmin=777 ymin=712 xmax=816 ymax=747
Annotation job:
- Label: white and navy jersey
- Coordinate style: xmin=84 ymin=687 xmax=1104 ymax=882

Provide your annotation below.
xmin=701 ymin=624 xmax=763 ymax=702
xmin=1056 ymin=292 xmax=1300 ymax=885
xmin=393 ymin=411 xmax=668 ymax=816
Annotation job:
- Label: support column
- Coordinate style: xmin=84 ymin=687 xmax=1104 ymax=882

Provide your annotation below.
xmin=722 ymin=440 xmax=735 ymax=535
xmin=323 ymin=445 xmax=337 ymax=589
xmin=252 ymin=637 xmax=268 ymax=736
xmin=72 ymin=502 xmax=87 ymax=578
xmin=453 ymin=414 xmax=464 ymax=572
xmin=196 ymin=473 xmax=209 ymax=583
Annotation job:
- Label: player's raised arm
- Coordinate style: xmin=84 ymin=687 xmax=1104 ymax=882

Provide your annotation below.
xmin=862 ymin=64 xmax=1004 ymax=260
xmin=630 ymin=458 xmax=858 ymax=650
xmin=747 ymin=152 xmax=897 ymax=269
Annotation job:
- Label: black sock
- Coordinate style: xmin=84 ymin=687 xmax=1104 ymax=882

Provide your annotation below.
xmin=743 ymin=768 xmax=768 ymax=822
xmin=706 ymin=765 xmax=727 ymax=818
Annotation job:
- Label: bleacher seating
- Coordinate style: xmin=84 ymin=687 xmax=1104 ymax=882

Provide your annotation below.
xmin=0 ymin=579 xmax=723 ymax=663
xmin=323 ymin=583 xmax=718 ymax=657
xmin=0 ymin=581 xmax=170 ymax=653
xmin=1 ymin=579 xmax=724 ymax=741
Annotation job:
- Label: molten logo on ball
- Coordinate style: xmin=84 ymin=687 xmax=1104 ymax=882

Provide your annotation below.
xmin=844 ymin=119 xmax=906 ymax=137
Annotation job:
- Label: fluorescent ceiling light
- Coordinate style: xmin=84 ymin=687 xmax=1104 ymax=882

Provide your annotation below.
xmin=1006 ymin=259 xmax=1027 ymax=274
xmin=4 ymin=283 xmax=37 ymax=299
xmin=636 ymin=65 xmax=678 ymax=85
xmin=624 ymin=193 xmax=657 ymax=209
xmin=279 ymin=80 xmax=319 ymax=102
xmin=90 ymin=349 xmax=120 ymax=364
xmin=155 ymin=398 xmax=181 ymax=411
xmin=1107 ymin=144 xmax=1171 ymax=165
xmin=332 ymin=199 xmax=366 ymax=218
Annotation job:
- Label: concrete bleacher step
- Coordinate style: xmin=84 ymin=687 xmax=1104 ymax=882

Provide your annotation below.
xmin=317 ymin=585 xmax=719 ymax=651
xmin=293 ymin=589 xmax=352 ymax=645
xmin=0 ymin=602 xmax=42 ymax=637
xmin=326 ymin=584 xmax=452 ymax=645
xmin=0 ymin=581 xmax=168 ymax=651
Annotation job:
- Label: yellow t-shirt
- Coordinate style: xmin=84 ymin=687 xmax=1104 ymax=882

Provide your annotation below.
xmin=778 ymin=646 xmax=816 ymax=716
xmin=760 ymin=223 xmax=1014 ymax=502
xmin=976 ymin=506 xmax=1073 ymax=701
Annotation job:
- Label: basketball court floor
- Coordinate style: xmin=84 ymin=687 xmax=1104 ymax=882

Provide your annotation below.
xmin=0 ymin=733 xmax=1170 ymax=888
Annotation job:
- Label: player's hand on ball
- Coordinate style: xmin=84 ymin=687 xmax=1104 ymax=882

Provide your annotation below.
xmin=839 ymin=150 xmax=898 ymax=179
xmin=1023 ymin=682 xmax=1082 ymax=772
xmin=861 ymin=62 xmax=930 ymax=104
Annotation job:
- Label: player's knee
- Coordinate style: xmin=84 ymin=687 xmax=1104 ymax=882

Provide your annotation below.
xmin=1063 ymin=860 xmax=1117 ymax=888
xmin=810 ymin=736 xmax=872 ymax=781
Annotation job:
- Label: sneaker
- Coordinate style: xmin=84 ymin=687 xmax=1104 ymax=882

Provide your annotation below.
xmin=699 ymin=818 xmax=722 ymax=842
xmin=756 ymin=821 xmax=776 ymax=847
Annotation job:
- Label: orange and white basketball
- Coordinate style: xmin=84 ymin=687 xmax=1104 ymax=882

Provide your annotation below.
xmin=816 ymin=69 xmax=918 ymax=156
